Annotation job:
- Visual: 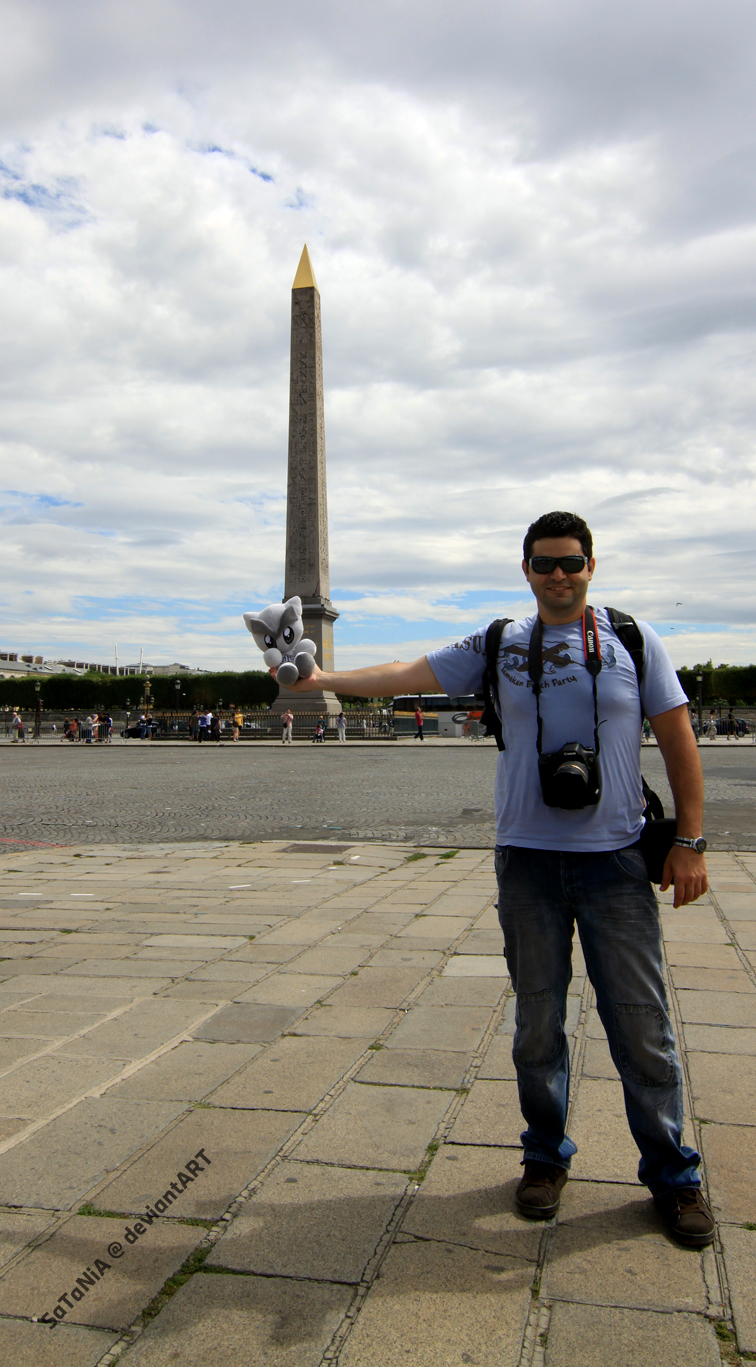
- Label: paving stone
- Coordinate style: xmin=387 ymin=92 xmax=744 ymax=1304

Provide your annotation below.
xmin=676 ymin=990 xmax=756 ymax=1026
xmin=355 ymin=1047 xmax=473 ymax=1090
xmin=720 ymin=1225 xmax=756 ymax=1353
xmin=582 ymin=1036 xmax=617 ymax=1078
xmin=447 ymin=1080 xmax=522 ymax=1146
xmin=105 ymin=1041 xmax=262 ymax=1101
xmin=729 ymin=923 xmax=756 ymax=949
xmin=325 ymin=966 xmax=427 ymax=1008
xmin=226 ymin=942 xmax=303 ymax=963
xmin=339 ymin=1238 xmax=532 ymax=1367
xmin=0 ymin=1098 xmax=185 ymax=1209
xmin=701 ymin=1124 xmax=756 ymax=1222
xmin=0 ymin=1319 xmax=119 ymax=1367
xmin=543 ymin=1180 xmax=707 ymax=1309
xmin=419 ymin=976 xmax=506 ymax=1006
xmin=442 ymin=953 xmax=508 ymax=977
xmin=369 ymin=948 xmax=444 ymax=969
xmin=97 ymin=1106 xmax=304 ymax=1219
xmin=477 ymin=1034 xmax=517 ymax=1080
xmin=0 ymin=1036 xmax=54 ymax=1067
xmin=162 ymin=981 xmax=242 ymax=1001
xmin=258 ymin=921 xmax=339 ymax=945
xmin=687 ymin=1051 xmax=756 ymax=1123
xmin=0 ymin=1054 xmax=122 ymax=1118
xmin=403 ymin=1143 xmax=541 ymax=1259
xmin=0 ymin=1212 xmax=200 ymax=1330
xmin=294 ymin=1081 xmax=451 ymax=1170
xmin=61 ymin=959 xmax=199 ymax=978
xmin=281 ymin=945 xmax=370 ymax=974
xmin=713 ymin=892 xmax=756 ymax=916
xmin=208 ymin=1035 xmax=366 ymax=1111
xmin=385 ymin=1005 xmax=491 ymax=1053
xmin=396 ymin=916 xmax=469 ymax=944
xmin=143 ymin=933 xmax=248 ymax=948
xmin=0 ymin=1009 xmax=110 ymax=1037
xmin=670 ymin=966 xmax=756 ymax=992
xmin=682 ymin=1023 xmax=756 ymax=1054
xmin=235 ymin=973 xmax=343 ymax=1008
xmin=0 ymin=1210 xmax=56 ymax=1270
xmin=661 ymin=920 xmax=728 ymax=944
xmin=185 ymin=961 xmax=268 ymax=982
xmin=569 ymin=1079 xmax=641 ymax=1184
xmin=544 ymin=1303 xmax=720 ymax=1367
xmin=291 ymin=1005 xmax=396 ymax=1038
xmin=122 ymin=1270 xmax=351 ymax=1367
xmin=192 ymin=1002 xmax=302 ymax=1043
xmin=208 ymin=1160 xmax=406 ymax=1280
xmin=64 ymin=1000 xmax=204 ymax=1058
xmin=456 ymin=930 xmax=505 ymax=955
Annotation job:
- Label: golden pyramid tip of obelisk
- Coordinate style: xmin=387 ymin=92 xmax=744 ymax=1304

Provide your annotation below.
xmin=292 ymin=244 xmax=318 ymax=291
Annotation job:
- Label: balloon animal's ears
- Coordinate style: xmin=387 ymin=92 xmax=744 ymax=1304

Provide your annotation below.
xmin=243 ymin=613 xmax=265 ymax=635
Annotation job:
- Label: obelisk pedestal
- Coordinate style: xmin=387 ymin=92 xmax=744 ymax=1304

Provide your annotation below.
xmin=273 ymin=245 xmax=340 ymax=715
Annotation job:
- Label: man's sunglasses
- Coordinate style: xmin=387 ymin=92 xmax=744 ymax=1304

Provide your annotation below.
xmin=528 ymin=555 xmax=588 ymax=575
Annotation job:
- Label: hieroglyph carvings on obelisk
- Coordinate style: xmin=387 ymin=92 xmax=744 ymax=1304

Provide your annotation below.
xmin=275 ymin=245 xmax=340 ymax=712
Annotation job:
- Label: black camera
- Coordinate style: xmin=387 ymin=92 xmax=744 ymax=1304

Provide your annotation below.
xmin=538 ymin=742 xmax=600 ymax=810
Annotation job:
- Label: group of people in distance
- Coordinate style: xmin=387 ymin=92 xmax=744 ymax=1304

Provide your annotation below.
xmin=62 ymin=714 xmax=112 ymax=743
xmin=189 ymin=707 xmax=245 ymax=742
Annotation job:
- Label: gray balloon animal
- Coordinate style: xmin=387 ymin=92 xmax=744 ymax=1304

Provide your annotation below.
xmin=243 ymin=596 xmax=317 ymax=687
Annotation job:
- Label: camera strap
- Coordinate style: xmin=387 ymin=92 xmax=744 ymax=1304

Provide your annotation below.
xmin=528 ymin=606 xmax=602 ymax=756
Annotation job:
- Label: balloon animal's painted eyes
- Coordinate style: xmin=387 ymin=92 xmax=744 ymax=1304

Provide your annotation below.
xmin=264 ymin=634 xmax=275 ymax=649
xmin=282 ymin=626 xmax=295 ymax=644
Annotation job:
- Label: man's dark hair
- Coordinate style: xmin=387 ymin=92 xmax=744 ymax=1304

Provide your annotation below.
xmin=523 ymin=511 xmax=593 ymax=562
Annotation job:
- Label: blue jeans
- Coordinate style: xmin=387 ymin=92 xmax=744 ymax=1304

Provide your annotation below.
xmin=495 ymin=844 xmax=701 ymax=1197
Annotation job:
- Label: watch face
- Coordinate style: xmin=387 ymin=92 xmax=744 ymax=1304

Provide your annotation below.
xmin=694 ymin=837 xmax=707 ymax=855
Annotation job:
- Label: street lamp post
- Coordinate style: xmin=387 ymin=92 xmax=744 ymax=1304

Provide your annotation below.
xmin=34 ymin=681 xmax=41 ymax=741
xmin=696 ymin=674 xmax=703 ymax=742
xmin=174 ymin=679 xmax=181 ymax=735
xmin=124 ymin=696 xmax=130 ymax=743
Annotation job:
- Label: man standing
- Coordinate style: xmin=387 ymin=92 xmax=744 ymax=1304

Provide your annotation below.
xmin=276 ymin=510 xmax=713 ymax=1248
xmin=281 ymin=708 xmax=294 ymax=745
xmin=414 ymin=702 xmax=424 ymax=741
xmin=197 ymin=709 xmax=209 ymax=743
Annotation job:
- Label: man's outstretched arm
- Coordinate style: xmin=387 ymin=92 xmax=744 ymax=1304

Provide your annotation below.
xmin=271 ymin=656 xmax=441 ymax=699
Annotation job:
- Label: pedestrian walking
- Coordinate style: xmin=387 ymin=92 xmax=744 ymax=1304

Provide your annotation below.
xmin=281 ymin=708 xmax=294 ymax=744
xmin=232 ymin=707 xmax=243 ymax=741
xmin=10 ymin=709 xmax=24 ymax=743
xmin=707 ymin=709 xmax=717 ymax=740
xmin=414 ymin=702 xmax=424 ymax=741
xmin=197 ymin=709 xmax=209 ymax=743
xmin=727 ymin=707 xmax=738 ymax=741
xmin=336 ymin=712 xmax=347 ymax=743
xmin=210 ymin=711 xmax=221 ymax=742
xmin=276 ymin=509 xmax=714 ymax=1248
xmin=84 ymin=714 xmax=94 ymax=743
xmin=190 ymin=708 xmax=199 ymax=741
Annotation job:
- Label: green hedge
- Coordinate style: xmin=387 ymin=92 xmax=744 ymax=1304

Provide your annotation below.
xmin=677 ymin=664 xmax=756 ymax=707
xmin=0 ymin=670 xmax=277 ymax=712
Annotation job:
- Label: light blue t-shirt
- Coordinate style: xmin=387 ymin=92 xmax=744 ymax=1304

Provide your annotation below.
xmin=427 ymin=607 xmax=687 ymax=852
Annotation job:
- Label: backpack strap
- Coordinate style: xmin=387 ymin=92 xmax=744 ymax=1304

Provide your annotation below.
xmin=606 ymin=608 xmax=667 ymax=821
xmin=605 ymin=607 xmax=644 ymax=694
xmin=479 ymin=619 xmax=512 ymax=751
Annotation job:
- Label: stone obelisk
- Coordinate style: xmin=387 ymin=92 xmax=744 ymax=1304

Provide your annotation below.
xmin=275 ymin=245 xmax=340 ymax=713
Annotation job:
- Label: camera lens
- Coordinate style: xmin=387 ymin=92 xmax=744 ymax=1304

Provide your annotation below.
xmin=550 ymin=757 xmax=591 ymax=809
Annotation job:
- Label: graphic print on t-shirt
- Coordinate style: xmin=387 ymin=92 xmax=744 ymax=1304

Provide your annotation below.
xmin=500 ymin=636 xmax=617 ymax=688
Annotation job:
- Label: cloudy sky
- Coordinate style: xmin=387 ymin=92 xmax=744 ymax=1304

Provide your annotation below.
xmin=1 ymin=0 xmax=755 ymax=672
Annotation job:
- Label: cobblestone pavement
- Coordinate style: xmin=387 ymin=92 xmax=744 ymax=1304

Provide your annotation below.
xmin=0 ymin=838 xmax=752 ymax=1365
xmin=2 ymin=741 xmax=756 ymax=851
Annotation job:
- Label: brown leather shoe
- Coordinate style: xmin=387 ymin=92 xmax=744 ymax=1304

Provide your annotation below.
xmin=654 ymin=1187 xmax=715 ymax=1247
xmin=516 ymin=1161 xmax=569 ymax=1218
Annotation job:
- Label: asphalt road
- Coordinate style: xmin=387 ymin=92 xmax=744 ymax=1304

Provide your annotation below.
xmin=2 ymin=739 xmax=755 ymax=850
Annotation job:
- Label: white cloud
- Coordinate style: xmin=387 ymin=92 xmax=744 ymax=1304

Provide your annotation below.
xmin=1 ymin=3 xmax=756 ymax=669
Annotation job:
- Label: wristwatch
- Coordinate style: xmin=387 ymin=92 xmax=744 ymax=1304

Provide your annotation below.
xmin=673 ymin=836 xmax=707 ymax=855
